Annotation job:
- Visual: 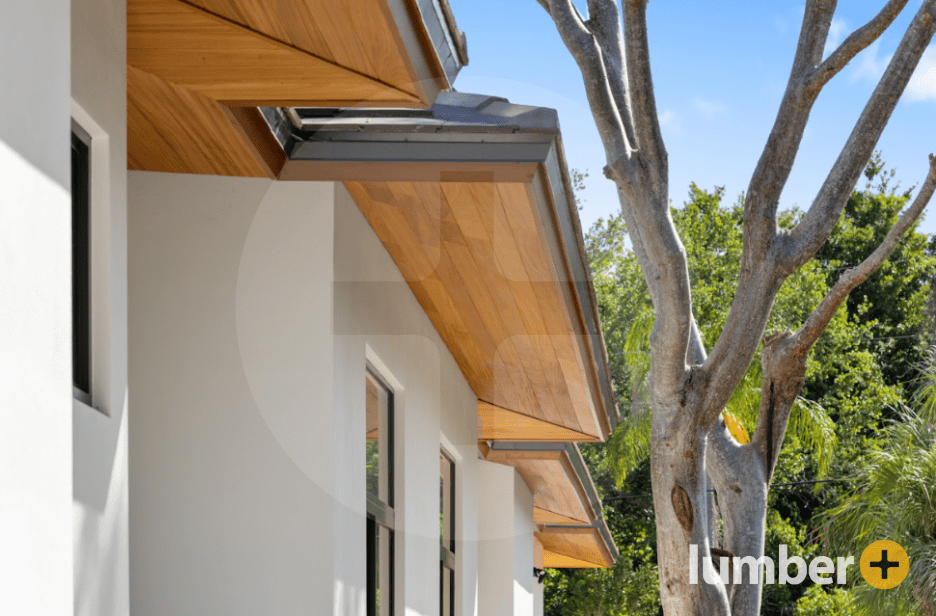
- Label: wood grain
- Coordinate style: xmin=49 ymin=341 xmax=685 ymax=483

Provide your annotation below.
xmin=478 ymin=401 xmax=598 ymax=442
xmin=128 ymin=65 xmax=273 ymax=176
xmin=346 ymin=179 xmax=607 ymax=441
xmin=537 ymin=530 xmax=614 ymax=568
xmin=184 ymin=0 xmax=423 ymax=96
xmin=128 ymin=0 xmax=422 ymax=106
xmin=481 ymin=445 xmax=593 ymax=525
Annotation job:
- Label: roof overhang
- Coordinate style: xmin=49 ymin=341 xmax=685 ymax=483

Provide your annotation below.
xmin=127 ymin=0 xmax=465 ymax=176
xmin=481 ymin=441 xmax=618 ymax=568
xmin=269 ymin=93 xmax=619 ymax=441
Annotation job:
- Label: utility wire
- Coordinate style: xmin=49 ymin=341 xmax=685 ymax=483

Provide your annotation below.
xmin=601 ymin=477 xmax=856 ymax=504
xmin=612 ymin=333 xmax=930 ymax=356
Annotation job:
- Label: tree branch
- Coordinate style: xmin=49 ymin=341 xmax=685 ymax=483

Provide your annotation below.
xmin=808 ymin=0 xmax=912 ymax=93
xmin=586 ymin=0 xmax=639 ymax=149
xmin=703 ymin=0 xmax=936 ymax=423
xmin=622 ymin=0 xmax=667 ymax=176
xmin=541 ymin=0 xmax=692 ymax=395
xmin=748 ymin=331 xmax=807 ymax=481
xmin=785 ymin=0 xmax=936 ymax=270
xmin=546 ymin=0 xmax=631 ymax=165
xmin=753 ymin=154 xmax=936 ymax=476
xmin=696 ymin=3 xmax=839 ymax=422
xmin=793 ymin=154 xmax=936 ymax=348
xmin=794 ymin=0 xmax=837 ymax=74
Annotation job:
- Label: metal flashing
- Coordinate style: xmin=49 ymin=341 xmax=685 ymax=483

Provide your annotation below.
xmin=412 ymin=0 xmax=467 ymax=85
xmin=490 ymin=441 xmax=619 ymax=562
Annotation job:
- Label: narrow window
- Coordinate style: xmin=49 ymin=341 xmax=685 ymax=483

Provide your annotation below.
xmin=71 ymin=124 xmax=92 ymax=404
xmin=440 ymin=450 xmax=455 ymax=616
xmin=366 ymin=369 xmax=394 ymax=616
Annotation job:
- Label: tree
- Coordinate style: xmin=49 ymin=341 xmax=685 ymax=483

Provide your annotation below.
xmin=579 ymin=178 xmax=915 ymax=615
xmin=536 ymin=1 xmax=936 ymax=614
xmin=817 ymin=361 xmax=936 ymax=615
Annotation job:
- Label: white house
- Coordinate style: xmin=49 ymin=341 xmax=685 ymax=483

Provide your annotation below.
xmin=0 ymin=1 xmax=619 ymax=615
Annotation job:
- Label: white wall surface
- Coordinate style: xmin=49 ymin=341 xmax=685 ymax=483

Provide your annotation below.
xmin=129 ymin=175 xmax=481 ymax=616
xmin=477 ymin=461 xmax=537 ymax=616
xmin=71 ymin=0 xmax=130 ymax=612
xmin=0 ymin=1 xmax=73 ymax=614
xmin=514 ymin=474 xmax=536 ymax=616
xmin=128 ymin=172 xmax=337 ymax=615
xmin=333 ymin=184 xmax=479 ymax=616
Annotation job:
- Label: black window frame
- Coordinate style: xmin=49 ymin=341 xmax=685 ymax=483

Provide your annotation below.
xmin=71 ymin=121 xmax=92 ymax=405
xmin=366 ymin=366 xmax=395 ymax=616
xmin=440 ymin=448 xmax=456 ymax=616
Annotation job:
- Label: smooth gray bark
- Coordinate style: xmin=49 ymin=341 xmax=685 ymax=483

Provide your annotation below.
xmin=540 ymin=1 xmax=936 ymax=614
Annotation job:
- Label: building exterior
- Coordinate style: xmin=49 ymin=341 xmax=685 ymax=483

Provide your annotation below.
xmin=0 ymin=1 xmax=620 ymax=615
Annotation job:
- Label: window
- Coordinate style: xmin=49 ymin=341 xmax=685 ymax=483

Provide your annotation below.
xmin=366 ymin=369 xmax=394 ymax=616
xmin=71 ymin=122 xmax=92 ymax=405
xmin=440 ymin=450 xmax=455 ymax=616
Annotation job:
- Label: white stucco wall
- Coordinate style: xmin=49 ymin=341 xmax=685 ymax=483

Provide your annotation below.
xmin=477 ymin=461 xmax=537 ymax=616
xmin=128 ymin=173 xmax=336 ymax=614
xmin=71 ymin=0 xmax=130 ymax=612
xmin=129 ymin=175 xmax=481 ymax=616
xmin=0 ymin=2 xmax=72 ymax=615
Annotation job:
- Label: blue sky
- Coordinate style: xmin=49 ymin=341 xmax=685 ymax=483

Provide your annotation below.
xmin=448 ymin=1 xmax=936 ymax=235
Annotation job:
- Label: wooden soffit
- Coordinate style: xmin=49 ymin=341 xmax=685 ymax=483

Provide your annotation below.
xmin=480 ymin=442 xmax=594 ymax=525
xmin=346 ymin=178 xmax=607 ymax=442
xmin=480 ymin=441 xmax=617 ymax=568
xmin=537 ymin=528 xmax=614 ymax=568
xmin=127 ymin=0 xmax=447 ymax=176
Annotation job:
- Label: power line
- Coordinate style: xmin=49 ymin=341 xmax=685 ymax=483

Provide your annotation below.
xmin=601 ymin=477 xmax=856 ymax=504
xmin=612 ymin=333 xmax=930 ymax=356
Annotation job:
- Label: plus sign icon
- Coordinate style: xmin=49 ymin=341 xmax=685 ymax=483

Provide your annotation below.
xmin=860 ymin=540 xmax=909 ymax=589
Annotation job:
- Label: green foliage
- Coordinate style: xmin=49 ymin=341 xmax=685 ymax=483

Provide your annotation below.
xmin=816 ymin=151 xmax=936 ymax=394
xmin=545 ymin=445 xmax=661 ymax=616
xmin=793 ymin=584 xmax=856 ymax=616
xmin=590 ymin=184 xmax=843 ymax=485
xmin=543 ymin=538 xmax=661 ymax=616
xmin=545 ymin=158 xmax=936 ymax=616
xmin=817 ymin=402 xmax=936 ymax=616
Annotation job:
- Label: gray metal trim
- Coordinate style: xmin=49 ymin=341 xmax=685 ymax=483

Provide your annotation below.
xmin=289 ymin=140 xmax=553 ymax=164
xmin=491 ymin=441 xmax=618 ymax=561
xmin=562 ymin=444 xmax=619 ymax=560
xmin=258 ymin=107 xmax=297 ymax=153
xmin=413 ymin=0 xmax=463 ymax=84
xmin=543 ymin=142 xmax=619 ymax=430
xmin=488 ymin=441 xmax=568 ymax=452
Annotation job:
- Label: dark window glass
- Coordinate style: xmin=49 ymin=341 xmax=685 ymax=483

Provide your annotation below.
xmin=71 ymin=130 xmax=91 ymax=399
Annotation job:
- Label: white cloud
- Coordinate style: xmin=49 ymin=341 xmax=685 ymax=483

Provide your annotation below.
xmin=823 ymin=18 xmax=848 ymax=59
xmin=906 ymin=45 xmax=936 ymax=102
xmin=659 ymin=109 xmax=681 ymax=134
xmin=692 ymin=97 xmax=725 ymax=119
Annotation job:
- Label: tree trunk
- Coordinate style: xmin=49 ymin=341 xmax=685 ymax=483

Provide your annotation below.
xmin=651 ymin=404 xmax=731 ymax=615
xmin=538 ymin=0 xmax=936 ymax=613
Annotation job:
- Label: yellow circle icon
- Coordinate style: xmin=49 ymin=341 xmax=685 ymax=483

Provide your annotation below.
xmin=860 ymin=540 xmax=909 ymax=589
